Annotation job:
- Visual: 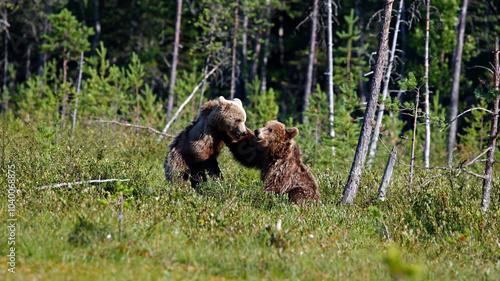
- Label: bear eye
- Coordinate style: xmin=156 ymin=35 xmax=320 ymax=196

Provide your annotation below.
xmin=268 ymin=128 xmax=272 ymax=133
xmin=235 ymin=119 xmax=242 ymax=123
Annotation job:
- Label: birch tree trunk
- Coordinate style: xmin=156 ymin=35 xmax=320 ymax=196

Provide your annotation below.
xmin=342 ymin=0 xmax=394 ymax=204
xmin=166 ymin=0 xmax=182 ymax=119
xmin=481 ymin=37 xmax=499 ymax=213
xmin=61 ymin=49 xmax=68 ymax=129
xmin=260 ymin=0 xmax=271 ymax=94
xmin=303 ymin=0 xmax=319 ymax=122
xmin=423 ymin=0 xmax=431 ymax=168
xmin=230 ymin=0 xmax=239 ymax=99
xmin=71 ymin=52 xmax=84 ymax=140
xmin=447 ymin=0 xmax=468 ymax=167
xmin=367 ymin=0 xmax=403 ymax=168
xmin=249 ymin=18 xmax=262 ymax=84
xmin=327 ymin=0 xmax=335 ymax=139
xmin=241 ymin=4 xmax=248 ymax=102
xmin=409 ymin=87 xmax=421 ymax=184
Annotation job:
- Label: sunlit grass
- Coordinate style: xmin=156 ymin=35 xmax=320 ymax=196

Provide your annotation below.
xmin=0 ymin=120 xmax=499 ymax=280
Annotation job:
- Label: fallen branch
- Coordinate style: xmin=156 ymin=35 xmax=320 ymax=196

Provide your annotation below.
xmin=157 ymin=62 xmax=223 ymax=142
xmin=94 ymin=120 xmax=174 ymax=138
xmin=37 ymin=179 xmax=131 ymax=190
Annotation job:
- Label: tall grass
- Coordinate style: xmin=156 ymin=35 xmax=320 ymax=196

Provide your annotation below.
xmin=0 ymin=119 xmax=498 ymax=280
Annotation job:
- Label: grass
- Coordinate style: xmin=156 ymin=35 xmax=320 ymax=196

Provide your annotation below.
xmin=0 ymin=119 xmax=499 ymax=280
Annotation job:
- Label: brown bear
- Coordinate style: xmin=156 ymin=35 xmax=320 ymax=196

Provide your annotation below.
xmin=164 ymin=96 xmax=249 ymax=188
xmin=252 ymin=120 xmax=320 ymax=204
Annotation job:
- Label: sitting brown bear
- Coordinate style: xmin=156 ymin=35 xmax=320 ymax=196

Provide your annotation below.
xmin=250 ymin=120 xmax=320 ymax=204
xmin=164 ymin=96 xmax=249 ymax=188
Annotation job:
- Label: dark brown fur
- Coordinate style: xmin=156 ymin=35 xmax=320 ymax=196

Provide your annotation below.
xmin=164 ymin=97 xmax=248 ymax=188
xmin=254 ymin=120 xmax=320 ymax=204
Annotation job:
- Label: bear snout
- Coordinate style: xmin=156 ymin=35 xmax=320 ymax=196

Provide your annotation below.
xmin=241 ymin=130 xmax=248 ymax=136
xmin=255 ymin=129 xmax=260 ymax=136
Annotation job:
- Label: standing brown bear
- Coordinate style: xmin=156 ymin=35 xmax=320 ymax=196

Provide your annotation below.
xmin=252 ymin=120 xmax=320 ymax=204
xmin=164 ymin=96 xmax=249 ymax=188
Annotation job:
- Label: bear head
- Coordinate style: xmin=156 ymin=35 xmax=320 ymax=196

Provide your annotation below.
xmin=213 ymin=96 xmax=248 ymax=141
xmin=254 ymin=120 xmax=299 ymax=157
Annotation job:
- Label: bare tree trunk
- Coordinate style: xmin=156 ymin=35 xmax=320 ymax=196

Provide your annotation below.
xmin=342 ymin=0 xmax=394 ymax=204
xmin=241 ymin=5 xmax=248 ymax=102
xmin=166 ymin=0 xmax=183 ymax=119
xmin=26 ymin=42 xmax=31 ymax=80
xmin=481 ymin=37 xmax=499 ymax=213
xmin=410 ymin=87 xmax=421 ymax=184
xmin=303 ymin=0 xmax=319 ymax=122
xmin=2 ymin=11 xmax=7 ymax=113
xmin=90 ymin=0 xmax=101 ymax=56
xmin=71 ymin=52 xmax=84 ymax=139
xmin=379 ymin=147 xmax=397 ymax=201
xmin=260 ymin=0 xmax=271 ymax=94
xmin=367 ymin=0 xmax=403 ymax=168
xmin=230 ymin=0 xmax=239 ymax=99
xmin=327 ymin=0 xmax=335 ymax=139
xmin=447 ymin=0 xmax=469 ymax=167
xmin=423 ymin=0 xmax=431 ymax=168
xmin=61 ymin=49 xmax=68 ymax=129
xmin=158 ymin=63 xmax=221 ymax=141
xmin=249 ymin=15 xmax=262 ymax=84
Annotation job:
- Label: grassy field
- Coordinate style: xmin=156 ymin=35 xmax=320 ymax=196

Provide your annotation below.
xmin=1 ymin=121 xmax=499 ymax=280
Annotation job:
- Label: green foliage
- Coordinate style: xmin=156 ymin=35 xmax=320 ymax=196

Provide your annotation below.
xmin=331 ymin=80 xmax=362 ymax=163
xmin=41 ymin=8 xmax=94 ymax=60
xmin=246 ymin=78 xmax=279 ymax=128
xmin=2 ymin=121 xmax=499 ymax=279
xmin=333 ymin=9 xmax=369 ymax=96
xmin=398 ymin=72 xmax=418 ymax=91
xmin=458 ymin=100 xmax=490 ymax=160
xmin=383 ymin=246 xmax=422 ymax=280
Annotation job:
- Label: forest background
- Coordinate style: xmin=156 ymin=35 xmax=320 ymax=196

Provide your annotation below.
xmin=1 ymin=0 xmax=500 ymax=279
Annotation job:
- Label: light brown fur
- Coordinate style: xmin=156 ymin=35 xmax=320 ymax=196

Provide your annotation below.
xmin=164 ymin=96 xmax=248 ymax=187
xmin=255 ymin=120 xmax=320 ymax=204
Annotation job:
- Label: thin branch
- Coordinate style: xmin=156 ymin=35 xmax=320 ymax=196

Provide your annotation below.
xmin=464 ymin=147 xmax=491 ymax=167
xmin=37 ymin=179 xmax=131 ymax=190
xmin=157 ymin=62 xmax=223 ymax=142
xmin=441 ymin=107 xmax=494 ymax=132
xmin=94 ymin=120 xmax=174 ymax=138
xmin=466 ymin=65 xmax=494 ymax=74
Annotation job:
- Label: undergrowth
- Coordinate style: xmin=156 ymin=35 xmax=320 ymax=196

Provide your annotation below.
xmin=0 ymin=120 xmax=499 ymax=280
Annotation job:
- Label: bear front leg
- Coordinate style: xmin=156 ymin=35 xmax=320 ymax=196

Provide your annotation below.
xmin=189 ymin=166 xmax=208 ymax=189
xmin=205 ymin=155 xmax=223 ymax=180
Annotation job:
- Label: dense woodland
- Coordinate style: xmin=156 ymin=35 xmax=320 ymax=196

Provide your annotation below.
xmin=2 ymin=1 xmax=500 ymax=199
xmin=1 ymin=0 xmax=500 ymax=279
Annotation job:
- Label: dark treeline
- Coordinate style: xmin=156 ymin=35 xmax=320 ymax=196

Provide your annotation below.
xmin=1 ymin=0 xmax=500 ymax=170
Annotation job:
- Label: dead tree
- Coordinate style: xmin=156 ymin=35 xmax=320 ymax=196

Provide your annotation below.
xmin=423 ymin=0 xmax=431 ymax=168
xmin=342 ymin=0 xmax=394 ymax=204
xmin=367 ymin=0 xmax=403 ymax=168
xmin=71 ymin=52 xmax=84 ymax=139
xmin=303 ymin=0 xmax=319 ymax=122
xmin=327 ymin=0 xmax=335 ymax=139
xmin=379 ymin=147 xmax=397 ymax=201
xmin=230 ymin=0 xmax=239 ymax=99
xmin=447 ymin=0 xmax=469 ymax=167
xmin=481 ymin=37 xmax=500 ymax=213
xmin=166 ymin=0 xmax=183 ymax=119
xmin=259 ymin=0 xmax=271 ymax=94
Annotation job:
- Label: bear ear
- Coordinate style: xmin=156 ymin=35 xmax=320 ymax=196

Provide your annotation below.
xmin=233 ymin=98 xmax=243 ymax=106
xmin=218 ymin=96 xmax=228 ymax=106
xmin=286 ymin=127 xmax=299 ymax=139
